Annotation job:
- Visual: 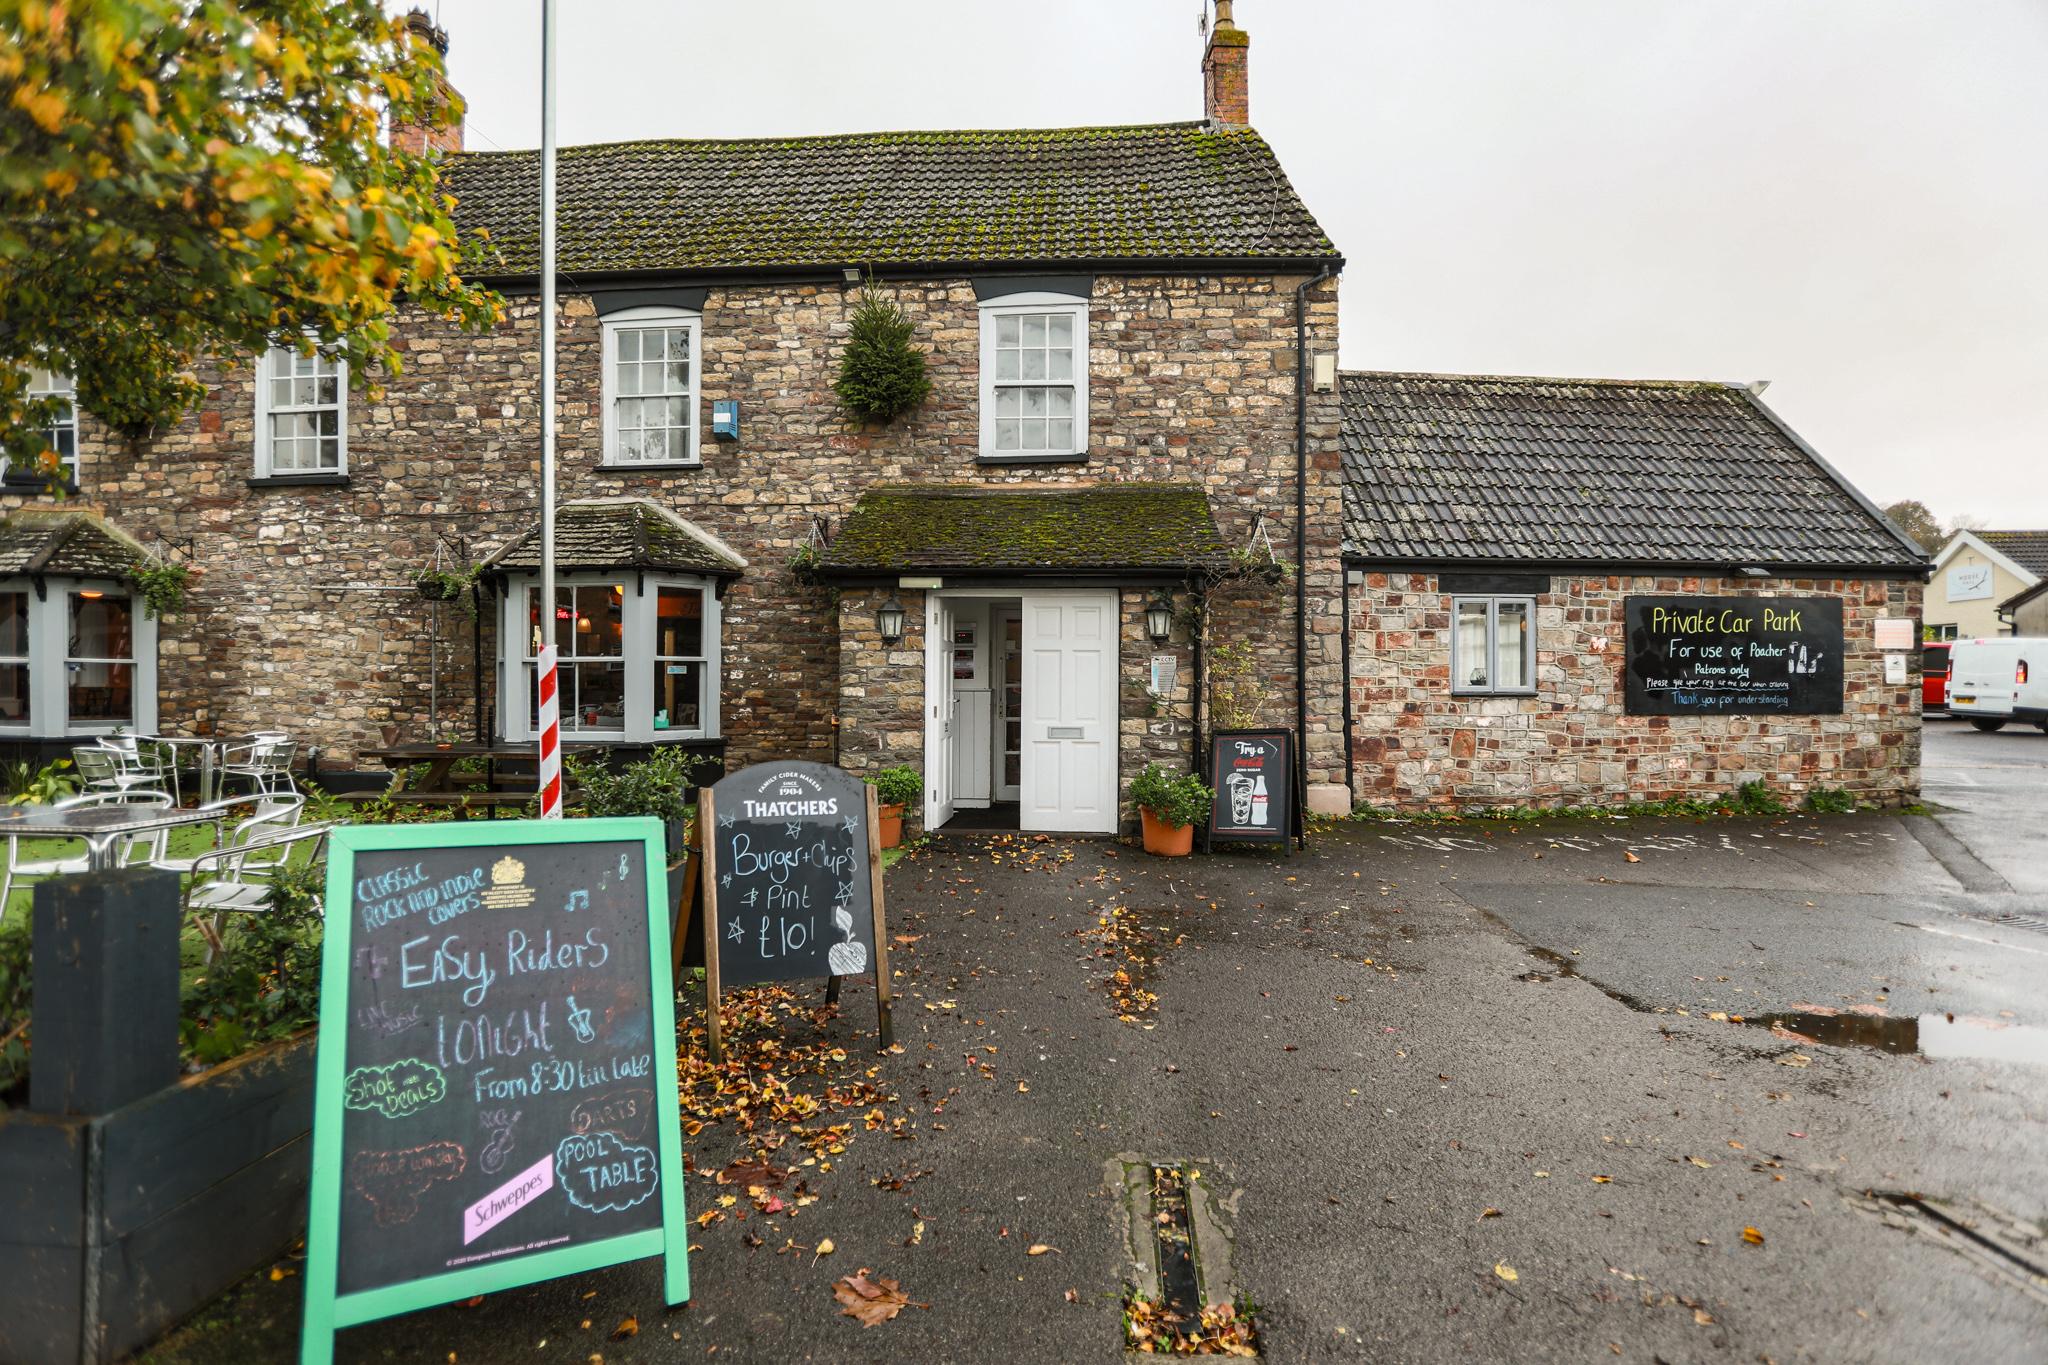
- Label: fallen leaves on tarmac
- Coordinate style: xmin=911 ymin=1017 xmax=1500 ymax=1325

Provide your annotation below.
xmin=1494 ymin=1262 xmax=1519 ymax=1283
xmin=833 ymin=1271 xmax=923 ymax=1327
xmin=1743 ymin=1226 xmax=1766 ymax=1246
xmin=1124 ymin=1296 xmax=1259 ymax=1356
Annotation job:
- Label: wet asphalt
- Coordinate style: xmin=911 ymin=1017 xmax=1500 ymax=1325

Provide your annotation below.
xmin=140 ymin=795 xmax=2047 ymax=1363
xmin=1921 ymin=716 xmax=2048 ymax=894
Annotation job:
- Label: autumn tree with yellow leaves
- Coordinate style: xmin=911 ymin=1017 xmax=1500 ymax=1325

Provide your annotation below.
xmin=0 ymin=0 xmax=503 ymax=476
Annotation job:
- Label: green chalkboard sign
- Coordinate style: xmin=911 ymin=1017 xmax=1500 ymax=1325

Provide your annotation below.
xmin=301 ymin=819 xmax=689 ymax=1365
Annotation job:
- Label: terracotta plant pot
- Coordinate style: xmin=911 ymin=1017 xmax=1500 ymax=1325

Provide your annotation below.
xmin=1140 ymin=807 xmax=1194 ymax=857
xmin=877 ymin=803 xmax=905 ymax=850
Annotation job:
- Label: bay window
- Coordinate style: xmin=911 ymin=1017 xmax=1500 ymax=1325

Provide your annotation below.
xmin=1451 ymin=596 xmax=1536 ymax=696
xmin=0 ymin=579 xmax=156 ymax=735
xmin=501 ymin=575 xmax=719 ymax=742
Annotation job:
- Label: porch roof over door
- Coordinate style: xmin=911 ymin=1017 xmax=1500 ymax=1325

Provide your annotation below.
xmin=814 ymin=483 xmax=1232 ymax=582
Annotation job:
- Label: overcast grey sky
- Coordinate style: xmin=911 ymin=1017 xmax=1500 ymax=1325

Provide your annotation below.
xmin=423 ymin=0 xmax=2048 ymax=527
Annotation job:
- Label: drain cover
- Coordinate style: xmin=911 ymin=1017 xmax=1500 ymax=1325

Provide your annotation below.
xmin=1109 ymin=1156 xmax=1254 ymax=1353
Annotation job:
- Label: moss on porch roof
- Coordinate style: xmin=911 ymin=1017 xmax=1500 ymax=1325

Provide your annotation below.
xmin=816 ymin=484 xmax=1230 ymax=575
xmin=0 ymin=509 xmax=146 ymax=578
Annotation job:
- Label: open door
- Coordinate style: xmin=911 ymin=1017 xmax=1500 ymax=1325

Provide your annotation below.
xmin=923 ymin=595 xmax=957 ymax=830
xmin=1019 ymin=590 xmax=1119 ymax=834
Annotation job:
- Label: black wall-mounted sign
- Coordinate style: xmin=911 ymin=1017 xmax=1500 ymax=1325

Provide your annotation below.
xmin=697 ymin=761 xmax=893 ymax=1059
xmin=1205 ymin=728 xmax=1295 ymax=846
xmin=1624 ymin=596 xmax=1845 ymax=716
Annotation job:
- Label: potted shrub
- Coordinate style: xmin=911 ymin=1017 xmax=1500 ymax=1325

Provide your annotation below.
xmin=865 ymin=765 xmax=922 ymax=849
xmin=1130 ymin=762 xmax=1213 ymax=857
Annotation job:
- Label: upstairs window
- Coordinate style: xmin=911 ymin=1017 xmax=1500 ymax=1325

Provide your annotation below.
xmin=603 ymin=307 xmax=701 ymax=466
xmin=1452 ymin=596 xmax=1536 ymax=696
xmin=6 ymin=367 xmax=79 ymax=487
xmin=255 ymin=345 xmax=347 ymax=476
xmin=979 ymin=293 xmax=1088 ymax=461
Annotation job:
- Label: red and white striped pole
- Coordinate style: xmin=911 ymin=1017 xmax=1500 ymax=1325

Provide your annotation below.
xmin=536 ymin=642 xmax=562 ymax=818
xmin=536 ymin=0 xmax=562 ymax=818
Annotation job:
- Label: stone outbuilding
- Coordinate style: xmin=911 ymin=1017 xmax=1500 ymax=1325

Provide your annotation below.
xmin=1338 ymin=372 xmax=1931 ymax=810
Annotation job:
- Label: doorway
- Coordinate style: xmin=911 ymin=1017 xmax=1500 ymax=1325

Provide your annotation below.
xmin=924 ymin=589 xmax=1119 ymax=835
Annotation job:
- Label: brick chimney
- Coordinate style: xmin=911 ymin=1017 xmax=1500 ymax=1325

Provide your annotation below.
xmin=390 ymin=9 xmax=463 ymax=156
xmin=1203 ymin=0 xmax=1250 ymax=127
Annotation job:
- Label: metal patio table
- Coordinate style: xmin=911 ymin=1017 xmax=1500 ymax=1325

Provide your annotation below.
xmin=0 ymin=803 xmax=221 ymax=872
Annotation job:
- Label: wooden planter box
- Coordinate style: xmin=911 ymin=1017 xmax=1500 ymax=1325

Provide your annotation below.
xmin=0 ymin=1031 xmax=317 ymax=1364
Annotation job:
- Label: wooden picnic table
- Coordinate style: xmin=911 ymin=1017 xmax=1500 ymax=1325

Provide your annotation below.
xmin=356 ymin=743 xmax=561 ymax=817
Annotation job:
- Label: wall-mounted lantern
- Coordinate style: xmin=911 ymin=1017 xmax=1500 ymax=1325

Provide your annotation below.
xmin=877 ymin=592 xmax=906 ymax=645
xmin=1145 ymin=591 xmax=1174 ymax=644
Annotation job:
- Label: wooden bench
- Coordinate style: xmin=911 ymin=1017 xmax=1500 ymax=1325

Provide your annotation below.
xmin=332 ymin=790 xmax=550 ymax=819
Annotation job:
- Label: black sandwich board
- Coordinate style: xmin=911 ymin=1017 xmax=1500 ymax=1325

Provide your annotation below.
xmin=1205 ymin=728 xmax=1298 ymax=849
xmin=1625 ymin=596 xmax=1845 ymax=716
xmin=696 ymin=761 xmax=893 ymax=1060
xmin=301 ymin=818 xmax=688 ymax=1365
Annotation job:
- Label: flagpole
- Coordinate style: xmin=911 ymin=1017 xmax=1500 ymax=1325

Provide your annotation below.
xmin=536 ymin=0 xmax=562 ymax=818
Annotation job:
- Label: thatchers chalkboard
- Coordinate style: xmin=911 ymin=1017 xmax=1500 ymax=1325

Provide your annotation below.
xmin=696 ymin=761 xmax=893 ymax=1060
xmin=300 ymin=819 xmax=688 ymax=1365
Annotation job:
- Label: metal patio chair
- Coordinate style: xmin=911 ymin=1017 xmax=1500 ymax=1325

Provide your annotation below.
xmin=0 ymin=789 xmax=173 ymax=909
xmin=219 ymin=734 xmax=299 ymax=798
xmin=148 ymin=793 xmax=305 ymax=875
xmin=185 ymin=820 xmax=335 ymax=960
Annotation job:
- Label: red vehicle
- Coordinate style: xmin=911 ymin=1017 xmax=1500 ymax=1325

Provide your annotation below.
xmin=1922 ymin=641 xmax=1952 ymax=712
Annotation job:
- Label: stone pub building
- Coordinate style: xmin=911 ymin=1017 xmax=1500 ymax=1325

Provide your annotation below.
xmin=0 ymin=5 xmax=1928 ymax=822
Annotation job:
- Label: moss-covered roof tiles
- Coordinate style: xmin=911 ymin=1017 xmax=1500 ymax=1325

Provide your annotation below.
xmin=481 ymin=499 xmax=748 ymax=577
xmin=443 ymin=122 xmax=1340 ymax=276
xmin=817 ymin=484 xmax=1230 ymax=575
xmin=0 ymin=510 xmax=146 ymax=578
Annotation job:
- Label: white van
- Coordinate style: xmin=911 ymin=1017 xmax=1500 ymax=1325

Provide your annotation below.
xmin=1946 ymin=637 xmax=2048 ymax=733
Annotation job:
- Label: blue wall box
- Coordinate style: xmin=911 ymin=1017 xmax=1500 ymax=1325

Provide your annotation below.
xmin=711 ymin=401 xmax=740 ymax=440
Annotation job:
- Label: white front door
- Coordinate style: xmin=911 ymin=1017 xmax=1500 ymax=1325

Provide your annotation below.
xmin=923 ymin=595 xmax=958 ymax=830
xmin=1019 ymin=590 xmax=1119 ymax=834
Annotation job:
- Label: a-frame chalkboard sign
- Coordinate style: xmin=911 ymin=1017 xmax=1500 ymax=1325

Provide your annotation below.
xmin=694 ymin=761 xmax=893 ymax=1061
xmin=1204 ymin=728 xmax=1299 ymax=851
xmin=301 ymin=818 xmax=689 ymax=1365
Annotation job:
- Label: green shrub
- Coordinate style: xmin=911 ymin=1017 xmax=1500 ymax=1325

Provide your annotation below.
xmin=1129 ymin=763 xmax=1213 ymax=830
xmin=1729 ymin=780 xmax=1788 ymax=816
xmin=1803 ymin=786 xmax=1860 ymax=815
xmin=865 ymin=765 xmax=923 ymax=811
xmin=4 ymin=756 xmax=77 ymax=806
xmin=0 ymin=914 xmax=30 ymax=1097
xmin=565 ymin=747 xmax=712 ymax=826
xmin=180 ymin=862 xmax=325 ymax=1067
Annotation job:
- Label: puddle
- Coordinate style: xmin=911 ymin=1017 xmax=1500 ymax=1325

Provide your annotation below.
xmin=1519 ymin=950 xmax=2047 ymax=1066
xmin=1755 ymin=1010 xmax=2048 ymax=1066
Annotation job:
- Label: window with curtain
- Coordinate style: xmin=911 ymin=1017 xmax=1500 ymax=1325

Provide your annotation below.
xmin=67 ymin=590 xmax=136 ymax=725
xmin=0 ymin=591 xmax=30 ymax=725
xmin=603 ymin=308 xmax=701 ymax=466
xmin=1451 ymin=596 xmax=1536 ymax=696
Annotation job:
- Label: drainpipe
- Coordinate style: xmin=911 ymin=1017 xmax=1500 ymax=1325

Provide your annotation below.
xmin=1293 ymin=265 xmax=1330 ymax=846
xmin=1188 ymin=582 xmax=1205 ymax=779
xmin=1340 ymin=567 xmax=1354 ymax=801
xmin=471 ymin=582 xmax=486 ymax=744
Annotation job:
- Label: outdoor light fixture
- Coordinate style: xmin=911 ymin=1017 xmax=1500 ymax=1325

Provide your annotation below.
xmin=877 ymin=593 xmax=906 ymax=645
xmin=1146 ymin=592 xmax=1174 ymax=644
xmin=842 ymin=266 xmax=862 ymax=284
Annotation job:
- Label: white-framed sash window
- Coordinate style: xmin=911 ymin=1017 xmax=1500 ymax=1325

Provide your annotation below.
xmin=0 ymin=578 xmax=157 ymax=736
xmin=978 ymin=292 xmax=1089 ymax=461
xmin=1451 ymin=596 xmax=1536 ymax=696
xmin=602 ymin=307 xmax=701 ymax=467
xmin=254 ymin=345 xmax=347 ymax=476
xmin=7 ymin=366 xmax=80 ymax=486
xmin=499 ymin=574 xmax=719 ymax=742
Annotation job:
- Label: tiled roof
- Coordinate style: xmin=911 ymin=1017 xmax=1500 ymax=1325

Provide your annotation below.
xmin=817 ymin=484 xmax=1230 ymax=575
xmin=0 ymin=510 xmax=146 ymax=578
xmin=1977 ymin=531 xmax=2048 ymax=578
xmin=443 ymin=123 xmax=1338 ymax=276
xmin=480 ymin=499 xmax=747 ymax=577
xmin=1339 ymin=373 xmax=1927 ymax=574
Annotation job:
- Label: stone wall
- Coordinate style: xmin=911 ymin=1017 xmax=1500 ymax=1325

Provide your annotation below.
xmin=9 ymin=272 xmax=1344 ymax=794
xmin=1348 ymin=572 xmax=1925 ymax=810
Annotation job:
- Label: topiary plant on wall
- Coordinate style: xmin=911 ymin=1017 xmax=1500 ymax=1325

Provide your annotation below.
xmin=834 ymin=282 xmax=931 ymax=424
